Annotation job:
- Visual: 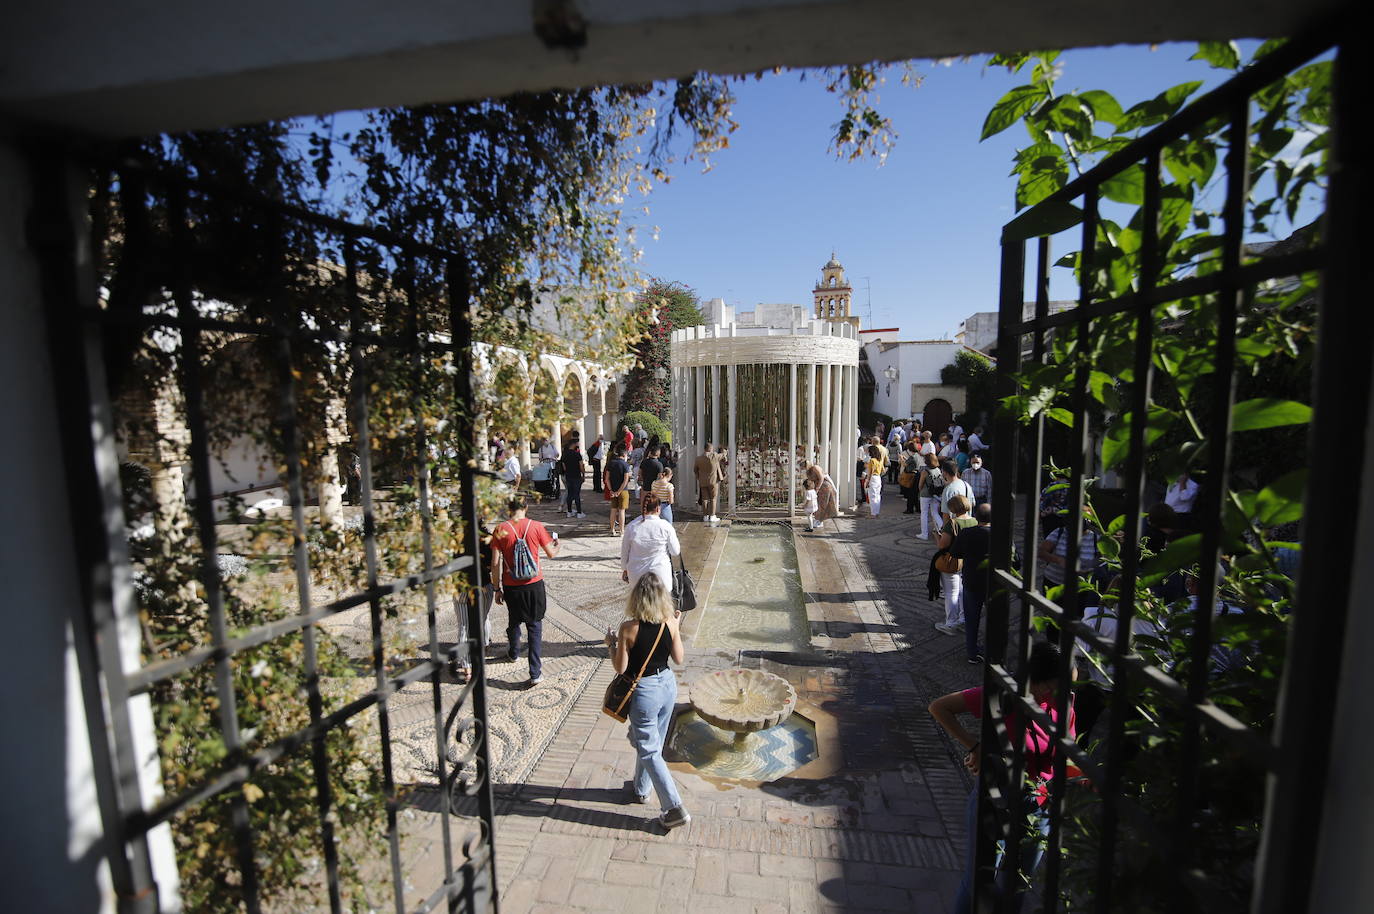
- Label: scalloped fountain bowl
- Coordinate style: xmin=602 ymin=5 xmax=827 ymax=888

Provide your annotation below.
xmin=690 ymin=669 xmax=797 ymax=739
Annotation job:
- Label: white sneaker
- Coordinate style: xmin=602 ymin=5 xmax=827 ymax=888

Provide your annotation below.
xmin=933 ymin=622 xmax=959 ymax=635
xmin=576 ymin=512 xmax=586 ymax=518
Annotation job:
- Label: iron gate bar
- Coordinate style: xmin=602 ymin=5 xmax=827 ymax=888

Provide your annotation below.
xmin=985 ymin=21 xmax=1342 ymax=913
xmin=1255 ymin=38 xmax=1366 ymax=914
xmin=124 ymin=555 xmax=476 ymax=695
xmin=405 ymin=255 xmax=461 ymax=912
xmin=1172 ymin=99 xmax=1251 ymax=872
xmin=29 ymin=151 xmax=160 ymax=914
xmin=273 ymin=220 xmax=347 ymax=913
xmin=129 ymin=657 xmax=450 ymax=835
xmin=1018 ymin=27 xmax=1336 ymax=215
xmin=1001 ymin=248 xmax=1326 ymax=336
xmin=1096 ymin=145 xmax=1161 ymax=914
xmin=167 ymin=183 xmax=264 ymax=913
xmin=449 ymin=250 xmax=501 ymax=911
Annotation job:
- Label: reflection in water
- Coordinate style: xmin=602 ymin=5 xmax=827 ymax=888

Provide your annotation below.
xmin=693 ymin=525 xmax=810 ymax=652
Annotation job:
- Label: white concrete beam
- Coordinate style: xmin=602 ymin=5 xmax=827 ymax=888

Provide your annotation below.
xmin=0 ymin=0 xmax=1340 ymax=137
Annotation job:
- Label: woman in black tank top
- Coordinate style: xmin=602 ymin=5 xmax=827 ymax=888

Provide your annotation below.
xmin=604 ymin=574 xmax=689 ymax=829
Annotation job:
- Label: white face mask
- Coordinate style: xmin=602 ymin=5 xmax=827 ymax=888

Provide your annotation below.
xmin=971 ymin=463 xmax=981 ymax=470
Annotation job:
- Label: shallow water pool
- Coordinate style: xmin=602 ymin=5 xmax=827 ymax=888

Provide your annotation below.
xmin=691 ymin=524 xmax=810 ymax=653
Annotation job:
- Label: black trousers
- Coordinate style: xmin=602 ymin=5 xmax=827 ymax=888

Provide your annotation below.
xmin=591 ymin=458 xmax=602 ymax=491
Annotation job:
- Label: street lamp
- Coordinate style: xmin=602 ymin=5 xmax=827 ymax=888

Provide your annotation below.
xmin=883 ymin=364 xmax=899 ymax=398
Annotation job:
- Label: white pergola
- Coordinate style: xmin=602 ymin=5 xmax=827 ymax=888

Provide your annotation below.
xmin=671 ymin=320 xmax=860 ymax=517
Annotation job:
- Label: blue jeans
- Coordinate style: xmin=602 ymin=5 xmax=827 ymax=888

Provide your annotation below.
xmin=564 ymin=479 xmax=582 ymax=514
xmin=627 ymin=669 xmax=683 ymax=811
xmin=954 ymin=787 xmax=1051 ymax=914
xmin=962 ymin=586 xmax=987 ymax=660
xmin=506 ymin=618 xmax=543 ymax=680
xmin=660 ymin=504 xmax=673 ymax=524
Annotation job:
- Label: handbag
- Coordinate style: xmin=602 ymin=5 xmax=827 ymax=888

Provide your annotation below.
xmin=672 ymin=552 xmax=697 ymax=611
xmin=602 ymin=621 xmax=667 ymax=722
xmin=935 ymin=549 xmax=963 ymax=574
xmin=898 ymin=471 xmax=917 ymax=488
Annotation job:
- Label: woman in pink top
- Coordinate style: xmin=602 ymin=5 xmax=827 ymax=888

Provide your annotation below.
xmin=929 ymin=641 xmax=1075 ymax=914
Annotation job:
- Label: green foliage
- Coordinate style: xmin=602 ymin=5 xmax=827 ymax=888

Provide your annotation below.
xmin=620 ymin=278 xmax=701 ymax=421
xmin=985 ymin=40 xmax=1327 ymax=910
xmin=622 ymin=410 xmax=672 ymax=444
xmin=939 ymin=349 xmax=998 ymax=424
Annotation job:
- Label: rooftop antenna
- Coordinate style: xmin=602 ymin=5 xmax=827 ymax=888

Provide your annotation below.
xmin=863 ymin=276 xmax=872 ymax=326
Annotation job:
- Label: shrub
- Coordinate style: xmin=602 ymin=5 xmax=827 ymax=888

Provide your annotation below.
xmin=622 ymin=409 xmax=671 ymax=444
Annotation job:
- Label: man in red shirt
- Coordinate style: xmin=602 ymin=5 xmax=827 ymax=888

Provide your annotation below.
xmin=490 ymin=494 xmax=560 ymax=686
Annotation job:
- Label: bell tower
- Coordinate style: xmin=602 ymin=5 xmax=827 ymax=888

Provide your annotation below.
xmin=813 ymin=253 xmax=857 ymax=326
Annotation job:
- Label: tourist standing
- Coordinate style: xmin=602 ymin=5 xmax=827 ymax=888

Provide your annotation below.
xmin=939 ymin=458 xmax=974 ymax=525
xmin=499 ymin=447 xmax=523 ymax=491
xmin=1038 ymin=520 xmax=1101 ymax=593
xmin=589 ymin=434 xmax=607 ymax=492
xmin=639 ymin=446 xmax=663 ymax=505
xmin=1164 ymin=471 xmax=1199 ymax=530
xmin=802 ymin=478 xmax=819 ymax=531
xmin=918 ymin=452 xmax=945 ymax=540
xmin=628 ymin=438 xmax=646 ymax=505
xmin=948 ymin=502 xmax=992 ymax=662
xmin=968 ymin=426 xmax=989 ymax=456
xmin=1039 ymin=470 xmax=1070 ymax=536
xmin=604 ymin=443 xmax=632 ymax=536
xmin=934 ymin=495 xmax=976 ymax=634
xmin=899 ymin=440 xmax=922 ymax=514
xmin=561 ymin=441 xmax=586 ymax=518
xmin=863 ymin=444 xmax=885 ymax=517
xmin=929 ymin=641 xmax=1075 ymax=914
xmin=651 ymin=467 xmax=676 ymax=524
xmin=964 ymin=454 xmax=992 ymax=507
xmin=491 ymin=495 xmax=560 ymax=687
xmin=606 ymin=574 xmax=690 ymax=828
xmin=887 ymin=424 xmax=906 ymax=483
xmin=621 ymin=424 xmax=633 ymax=452
xmin=621 ymin=494 xmax=681 ymax=590
xmin=920 ymin=430 xmax=936 ymax=459
xmin=938 ymin=433 xmax=958 ymax=460
xmin=808 ymin=464 xmax=839 ymax=531
xmin=694 ymin=443 xmax=724 ymax=523
xmin=955 ymin=438 xmax=972 ymax=473
xmin=539 ymin=436 xmax=561 ymax=497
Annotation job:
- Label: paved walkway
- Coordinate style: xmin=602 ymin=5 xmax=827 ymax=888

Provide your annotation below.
xmin=389 ymin=479 xmax=986 ymax=912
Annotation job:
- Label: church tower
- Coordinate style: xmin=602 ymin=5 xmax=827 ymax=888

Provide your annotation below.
xmin=813 ymin=253 xmax=858 ymax=327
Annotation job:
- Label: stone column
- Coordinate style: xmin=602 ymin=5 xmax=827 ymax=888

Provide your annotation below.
xmin=845 ymin=363 xmax=859 ymax=508
xmin=318 ymin=395 xmax=347 ymax=529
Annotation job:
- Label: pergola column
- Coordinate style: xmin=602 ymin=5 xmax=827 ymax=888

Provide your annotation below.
xmin=727 ymin=324 xmax=737 ymax=515
xmin=710 ymin=363 xmax=721 ymax=447
xmin=819 ymin=359 xmax=832 ymax=483
xmin=806 ymin=361 xmax=816 ymax=470
xmin=788 ymin=361 xmax=797 ymax=518
xmin=319 ymin=395 xmax=347 ymax=528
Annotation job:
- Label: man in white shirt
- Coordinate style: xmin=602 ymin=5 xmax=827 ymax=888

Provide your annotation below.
xmin=968 ymin=427 xmax=988 ymax=455
xmin=621 ymin=493 xmax=681 ymax=589
xmin=938 ymin=434 xmax=958 ymax=459
xmin=539 ymin=437 xmax=561 ymax=496
xmin=499 ymin=448 xmax=523 ymax=490
xmin=1163 ymin=472 xmax=1199 ymax=528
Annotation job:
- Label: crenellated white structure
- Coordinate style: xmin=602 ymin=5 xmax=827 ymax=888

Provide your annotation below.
xmin=670 ymin=320 xmax=860 ymax=518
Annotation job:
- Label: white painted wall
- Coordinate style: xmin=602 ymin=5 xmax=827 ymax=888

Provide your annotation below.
xmin=865 ymin=340 xmax=963 ymax=419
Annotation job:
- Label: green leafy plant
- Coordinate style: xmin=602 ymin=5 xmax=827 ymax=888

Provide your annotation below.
xmin=983 ymin=40 xmax=1327 ymax=910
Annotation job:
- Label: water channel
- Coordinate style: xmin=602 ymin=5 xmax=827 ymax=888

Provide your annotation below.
xmin=691 ymin=523 xmax=810 ymax=653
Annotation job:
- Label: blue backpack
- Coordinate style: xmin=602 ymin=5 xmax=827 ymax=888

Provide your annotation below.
xmin=507 ymin=520 xmax=538 ymax=582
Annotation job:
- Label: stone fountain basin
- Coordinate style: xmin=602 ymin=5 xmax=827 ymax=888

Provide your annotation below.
xmin=690 ymin=669 xmax=797 ymax=733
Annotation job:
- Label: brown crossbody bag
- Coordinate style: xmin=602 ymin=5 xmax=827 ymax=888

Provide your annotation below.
xmin=602 ymin=622 xmax=667 ymax=723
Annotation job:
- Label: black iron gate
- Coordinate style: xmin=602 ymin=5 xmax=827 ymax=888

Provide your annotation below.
xmin=30 ymin=155 xmax=498 ymax=913
xmin=979 ymin=27 xmax=1362 ymax=914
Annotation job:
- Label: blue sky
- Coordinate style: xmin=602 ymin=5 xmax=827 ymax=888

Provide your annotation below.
xmin=630 ymin=41 xmax=1263 ymax=339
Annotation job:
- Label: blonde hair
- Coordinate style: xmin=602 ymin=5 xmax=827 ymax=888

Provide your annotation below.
xmin=947 ymin=494 xmax=971 ymax=516
xmin=627 ymin=573 xmax=674 ymax=623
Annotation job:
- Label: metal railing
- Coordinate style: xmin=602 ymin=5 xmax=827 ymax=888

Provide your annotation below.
xmin=980 ymin=26 xmax=1354 ymax=913
xmin=31 ymin=157 xmax=498 ymax=913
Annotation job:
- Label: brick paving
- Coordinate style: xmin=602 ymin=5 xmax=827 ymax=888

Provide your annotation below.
xmin=458 ymin=479 xmax=986 ymax=912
